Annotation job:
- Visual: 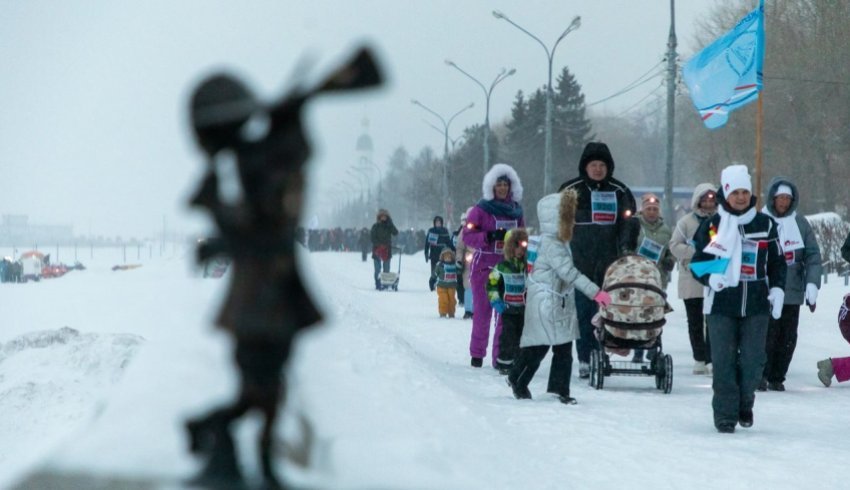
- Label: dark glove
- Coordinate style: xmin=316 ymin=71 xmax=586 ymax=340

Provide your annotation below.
xmin=487 ymin=229 xmax=507 ymax=243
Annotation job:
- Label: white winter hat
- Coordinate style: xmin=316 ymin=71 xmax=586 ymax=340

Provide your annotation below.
xmin=775 ymin=184 xmax=793 ymax=197
xmin=721 ymin=164 xmax=751 ymax=195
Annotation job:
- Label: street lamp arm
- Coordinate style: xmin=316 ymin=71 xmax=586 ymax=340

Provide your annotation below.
xmin=446 ymin=103 xmax=474 ymax=127
xmin=493 ymin=12 xmax=551 ymax=59
xmin=411 ymin=100 xmax=447 ymax=127
xmin=490 ymin=68 xmax=516 ymax=95
xmin=445 ymin=60 xmax=488 ymax=98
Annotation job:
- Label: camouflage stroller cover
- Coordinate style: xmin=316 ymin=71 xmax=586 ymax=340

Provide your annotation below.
xmin=597 ymin=254 xmax=672 ymax=346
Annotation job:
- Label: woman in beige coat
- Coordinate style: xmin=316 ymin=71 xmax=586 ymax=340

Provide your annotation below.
xmin=669 ymin=183 xmax=717 ymax=375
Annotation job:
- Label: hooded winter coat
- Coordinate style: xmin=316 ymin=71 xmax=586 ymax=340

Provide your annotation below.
xmin=370 ymin=209 xmax=398 ymax=259
xmin=521 ymin=190 xmax=599 ymax=347
xmin=425 ymin=215 xmax=453 ymax=261
xmin=669 ymin=183 xmax=717 ymax=300
xmin=558 ymin=142 xmax=638 ymax=286
xmin=763 ymin=177 xmax=822 ymax=305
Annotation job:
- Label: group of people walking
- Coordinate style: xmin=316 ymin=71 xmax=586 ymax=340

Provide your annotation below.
xmin=365 ymin=139 xmax=848 ymax=433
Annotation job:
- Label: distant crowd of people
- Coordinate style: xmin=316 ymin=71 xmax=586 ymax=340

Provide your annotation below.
xmin=298 ymin=226 xmax=425 ymax=257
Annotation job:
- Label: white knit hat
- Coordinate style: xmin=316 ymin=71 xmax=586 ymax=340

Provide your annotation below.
xmin=721 ymin=164 xmax=751 ymax=194
xmin=775 ymin=184 xmax=793 ymax=197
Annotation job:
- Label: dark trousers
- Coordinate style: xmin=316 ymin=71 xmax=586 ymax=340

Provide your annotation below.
xmin=764 ymin=304 xmax=801 ymax=383
xmin=708 ymin=314 xmax=768 ymax=428
xmin=509 ymin=342 xmax=574 ymax=397
xmin=575 ymin=293 xmax=599 ymax=364
xmin=373 ymin=257 xmax=390 ymax=287
xmin=685 ymin=298 xmax=711 ymax=363
xmin=428 ymin=257 xmax=438 ymax=290
xmin=496 ymin=312 xmax=524 ymax=368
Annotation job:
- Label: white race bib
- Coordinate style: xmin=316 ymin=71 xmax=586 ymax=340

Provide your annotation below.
xmin=591 ymin=191 xmax=617 ymax=224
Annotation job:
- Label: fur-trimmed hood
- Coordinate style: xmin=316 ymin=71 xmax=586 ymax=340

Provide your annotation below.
xmin=439 ymin=247 xmax=455 ymax=262
xmin=482 ymin=163 xmax=523 ymax=201
xmin=765 ymin=176 xmax=799 ymax=216
xmin=536 ymin=189 xmax=578 ymax=241
xmin=502 ymin=228 xmax=529 ymax=260
xmin=376 ymin=208 xmax=391 ymax=221
xmin=690 ymin=183 xmax=717 ymax=217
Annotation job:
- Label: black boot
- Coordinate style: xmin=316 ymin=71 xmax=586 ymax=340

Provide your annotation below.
xmin=185 ymin=416 xmax=245 ymax=489
xmin=470 ymin=357 xmax=483 ymax=368
xmin=506 ymin=377 xmax=531 ymax=399
xmin=738 ymin=410 xmax=753 ymax=428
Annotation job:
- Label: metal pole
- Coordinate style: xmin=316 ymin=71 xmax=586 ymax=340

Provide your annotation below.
xmin=493 ymin=11 xmax=580 ymax=194
xmin=664 ymin=0 xmax=678 ymax=222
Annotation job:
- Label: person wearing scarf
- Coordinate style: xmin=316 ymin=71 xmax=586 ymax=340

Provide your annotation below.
xmin=691 ymin=164 xmax=787 ymax=433
xmin=463 ymin=163 xmax=524 ymax=369
xmin=758 ymin=178 xmax=822 ymax=391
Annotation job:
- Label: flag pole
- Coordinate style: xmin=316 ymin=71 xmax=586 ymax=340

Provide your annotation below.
xmin=755 ymin=93 xmax=763 ymax=208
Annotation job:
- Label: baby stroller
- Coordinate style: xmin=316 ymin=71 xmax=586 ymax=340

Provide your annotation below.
xmin=379 ymin=246 xmax=402 ymax=291
xmin=588 ymin=254 xmax=674 ymax=393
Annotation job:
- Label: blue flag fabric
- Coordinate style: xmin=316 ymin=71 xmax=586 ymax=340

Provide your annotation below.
xmin=689 ymin=258 xmax=730 ymax=278
xmin=682 ymin=1 xmax=765 ymax=129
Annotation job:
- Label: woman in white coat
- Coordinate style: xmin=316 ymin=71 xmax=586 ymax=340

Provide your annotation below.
xmin=507 ymin=189 xmax=611 ymax=404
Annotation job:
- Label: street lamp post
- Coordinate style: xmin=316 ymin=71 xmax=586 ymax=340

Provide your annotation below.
xmin=411 ymin=99 xmax=474 ymax=224
xmin=445 ymin=60 xmax=516 ymax=174
xmin=492 ymin=10 xmax=580 ymax=195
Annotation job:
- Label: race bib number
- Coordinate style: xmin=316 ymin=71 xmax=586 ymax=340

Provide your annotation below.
xmin=637 ymin=237 xmax=664 ymax=263
xmin=526 ymin=235 xmax=541 ymax=274
xmin=591 ymin=191 xmax=617 ymax=224
xmin=740 ymin=239 xmax=758 ymax=281
xmin=443 ymin=264 xmax=458 ymax=282
xmin=494 ymin=240 xmax=505 ymax=254
xmin=503 ymin=272 xmax=526 ymax=306
xmin=428 ymin=232 xmax=438 ymax=245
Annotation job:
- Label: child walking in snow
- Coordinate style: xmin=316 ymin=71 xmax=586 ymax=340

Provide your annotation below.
xmin=816 ymin=293 xmax=850 ymax=387
xmin=486 ymin=228 xmax=529 ymax=374
xmin=507 ymin=190 xmax=611 ymax=404
xmin=434 ymin=248 xmax=458 ymax=318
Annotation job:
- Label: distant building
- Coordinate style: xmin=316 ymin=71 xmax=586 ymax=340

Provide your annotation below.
xmin=0 ymin=214 xmax=75 ymax=245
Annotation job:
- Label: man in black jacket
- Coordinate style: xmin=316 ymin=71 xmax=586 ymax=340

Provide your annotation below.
xmin=424 ymin=215 xmax=453 ymax=291
xmin=691 ymin=164 xmax=786 ymax=433
xmin=559 ymin=142 xmax=639 ymax=378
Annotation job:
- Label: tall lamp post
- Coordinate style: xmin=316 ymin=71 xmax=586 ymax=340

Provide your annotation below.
xmin=445 ymin=61 xmax=516 ymax=174
xmin=492 ymin=10 xmax=580 ymax=195
xmin=411 ymin=99 xmax=474 ymax=223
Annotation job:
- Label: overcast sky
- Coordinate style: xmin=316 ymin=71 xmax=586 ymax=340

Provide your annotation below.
xmin=0 ymin=0 xmax=720 ymax=239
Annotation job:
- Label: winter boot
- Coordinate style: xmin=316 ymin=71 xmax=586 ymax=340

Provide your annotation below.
xmin=693 ymin=361 xmax=707 ymax=375
xmin=506 ymin=377 xmax=532 ymax=400
xmin=557 ymin=393 xmax=577 ymax=405
xmin=817 ymin=359 xmax=834 ymax=387
xmin=716 ymin=423 xmax=736 ymax=434
xmin=738 ymin=410 xmax=753 ymax=428
xmin=185 ymin=417 xmax=244 ymax=489
xmin=578 ymin=362 xmax=590 ymax=379
xmin=470 ymin=357 xmax=483 ymax=368
xmin=463 ymin=311 xmax=473 ymax=319
xmin=631 ymin=350 xmax=644 ymax=363
xmin=756 ymin=377 xmax=768 ymax=391
xmin=767 ymin=381 xmax=785 ymax=392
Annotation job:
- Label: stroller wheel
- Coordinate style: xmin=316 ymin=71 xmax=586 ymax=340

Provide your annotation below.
xmin=589 ymin=350 xmax=604 ymax=390
xmin=662 ymin=354 xmax=674 ymax=394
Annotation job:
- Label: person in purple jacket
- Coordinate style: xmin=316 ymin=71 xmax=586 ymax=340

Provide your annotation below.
xmin=463 ymin=163 xmax=524 ymax=368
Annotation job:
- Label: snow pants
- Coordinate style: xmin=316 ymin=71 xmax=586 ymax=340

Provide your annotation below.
xmin=509 ymin=342 xmax=574 ymax=397
xmin=708 ymin=313 xmax=768 ymax=429
xmin=685 ymin=297 xmax=711 ymax=363
xmin=437 ymin=286 xmax=457 ymax=317
xmin=470 ymin=267 xmax=502 ymax=365
xmin=763 ymin=304 xmax=800 ymax=383
xmin=496 ymin=312 xmax=524 ymax=369
xmin=831 ymin=357 xmax=850 ymax=382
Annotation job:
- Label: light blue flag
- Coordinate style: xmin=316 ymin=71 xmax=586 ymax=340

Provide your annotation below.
xmin=682 ymin=0 xmax=765 ymax=129
xmin=689 ymin=258 xmax=730 ymax=278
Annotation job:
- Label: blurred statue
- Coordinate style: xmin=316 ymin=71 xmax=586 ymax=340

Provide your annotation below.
xmin=184 ymin=47 xmax=383 ymax=489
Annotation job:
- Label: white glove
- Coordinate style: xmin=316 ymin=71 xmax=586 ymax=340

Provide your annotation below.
xmin=805 ymin=283 xmax=818 ymax=306
xmin=708 ymin=274 xmax=727 ymax=292
xmin=768 ymin=287 xmax=785 ymax=320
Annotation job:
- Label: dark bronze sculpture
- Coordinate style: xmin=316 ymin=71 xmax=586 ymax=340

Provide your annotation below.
xmin=184 ymin=47 xmax=382 ymax=489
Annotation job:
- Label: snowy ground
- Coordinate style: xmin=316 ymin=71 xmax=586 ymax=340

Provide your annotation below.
xmin=2 ymin=244 xmax=849 ymax=489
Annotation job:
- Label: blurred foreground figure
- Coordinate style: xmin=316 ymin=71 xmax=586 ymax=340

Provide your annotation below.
xmin=184 ymin=47 xmax=382 ymax=489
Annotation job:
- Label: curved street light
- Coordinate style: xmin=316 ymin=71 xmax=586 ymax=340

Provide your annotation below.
xmin=493 ymin=10 xmax=581 ymax=194
xmin=411 ymin=99 xmax=475 ymax=223
xmin=445 ymin=60 xmax=516 ymax=174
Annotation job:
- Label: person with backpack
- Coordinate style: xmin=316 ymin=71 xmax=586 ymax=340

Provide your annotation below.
xmin=425 ymin=216 xmax=453 ymax=291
